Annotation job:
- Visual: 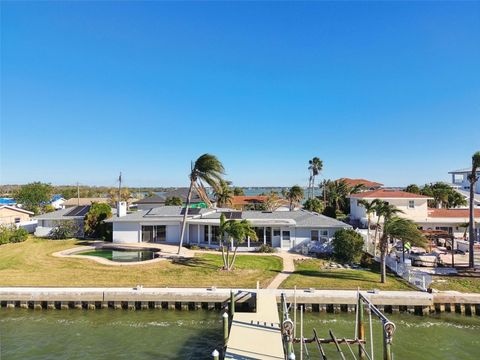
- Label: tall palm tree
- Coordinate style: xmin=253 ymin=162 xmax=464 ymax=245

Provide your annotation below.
xmin=219 ymin=214 xmax=257 ymax=271
xmin=308 ymin=157 xmax=323 ymax=199
xmin=358 ymin=199 xmax=380 ymax=254
xmin=373 ymin=201 xmax=404 ymax=257
xmin=286 ymin=185 xmax=304 ymax=211
xmin=177 ymin=154 xmax=225 ymax=254
xmin=214 ymin=180 xmax=234 ymax=207
xmin=379 ymin=216 xmax=425 ymax=283
xmin=468 ymin=151 xmax=480 ymax=268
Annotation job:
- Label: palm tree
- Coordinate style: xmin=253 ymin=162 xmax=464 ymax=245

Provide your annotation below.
xmin=379 ymin=216 xmax=425 ymax=283
xmin=177 ymin=154 xmax=225 ymax=254
xmin=286 ymin=185 xmax=304 ymax=211
xmin=358 ymin=199 xmax=380 ymax=254
xmin=219 ymin=214 xmax=258 ymax=271
xmin=308 ymin=157 xmax=323 ymax=199
xmin=214 ymin=180 xmax=234 ymax=207
xmin=373 ymin=201 xmax=404 ymax=257
xmin=468 ymin=151 xmax=480 ymax=268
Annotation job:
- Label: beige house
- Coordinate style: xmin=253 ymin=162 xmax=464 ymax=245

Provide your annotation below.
xmin=0 ymin=205 xmax=34 ymax=225
xmin=349 ymin=189 xmax=480 ymax=239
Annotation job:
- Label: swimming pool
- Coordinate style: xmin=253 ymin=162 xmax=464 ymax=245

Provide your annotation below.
xmin=77 ymin=248 xmax=159 ymax=263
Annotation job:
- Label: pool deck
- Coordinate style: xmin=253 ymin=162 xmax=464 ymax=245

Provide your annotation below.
xmin=225 ymin=291 xmax=284 ymax=360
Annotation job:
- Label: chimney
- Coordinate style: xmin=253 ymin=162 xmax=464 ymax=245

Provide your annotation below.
xmin=117 ymin=201 xmax=127 ymax=217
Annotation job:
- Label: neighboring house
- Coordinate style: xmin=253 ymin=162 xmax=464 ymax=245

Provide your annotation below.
xmin=349 ymin=189 xmax=480 ymax=239
xmin=419 ymin=208 xmax=480 ymax=240
xmin=134 ymin=188 xmax=213 ymax=210
xmin=337 ymin=178 xmax=383 ymax=191
xmin=106 ymin=206 xmax=351 ymax=252
xmin=63 ymin=197 xmax=109 ymax=207
xmin=34 ymin=205 xmax=91 ymax=237
xmin=449 ymin=168 xmax=480 ymax=194
xmin=49 ymin=194 xmax=66 ymax=210
xmin=0 ymin=205 xmax=34 ymax=225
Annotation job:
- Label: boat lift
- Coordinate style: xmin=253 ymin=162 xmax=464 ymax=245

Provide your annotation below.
xmin=280 ymin=291 xmax=396 ymax=360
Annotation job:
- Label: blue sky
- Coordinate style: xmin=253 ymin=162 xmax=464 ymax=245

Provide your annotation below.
xmin=1 ymin=1 xmax=479 ymax=188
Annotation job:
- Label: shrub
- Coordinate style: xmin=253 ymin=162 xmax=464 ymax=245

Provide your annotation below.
xmin=303 ymin=198 xmax=324 ymax=213
xmin=165 ymin=196 xmax=183 ymax=206
xmin=84 ymin=203 xmax=112 ymax=239
xmin=0 ymin=225 xmax=29 ymax=245
xmin=49 ymin=220 xmax=80 ymax=240
xmin=256 ymin=244 xmax=276 ymax=253
xmin=332 ymin=229 xmax=364 ymax=263
xmin=360 ymin=253 xmax=374 ymax=268
xmin=43 ymin=204 xmax=56 ymax=213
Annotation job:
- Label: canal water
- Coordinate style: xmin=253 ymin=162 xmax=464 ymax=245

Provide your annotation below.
xmin=1 ymin=310 xmax=479 ymax=359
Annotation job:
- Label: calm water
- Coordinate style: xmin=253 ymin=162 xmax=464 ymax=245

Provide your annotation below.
xmin=78 ymin=249 xmax=158 ymax=262
xmin=1 ymin=310 xmax=479 ymax=359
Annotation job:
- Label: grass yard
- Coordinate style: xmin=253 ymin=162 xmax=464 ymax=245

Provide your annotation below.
xmin=281 ymin=259 xmax=414 ymax=290
xmin=0 ymin=238 xmax=282 ymax=288
xmin=430 ymin=276 xmax=480 ymax=293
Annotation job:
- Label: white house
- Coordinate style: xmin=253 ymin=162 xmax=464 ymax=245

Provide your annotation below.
xmin=449 ymin=168 xmax=480 ymax=194
xmin=50 ymin=195 xmax=66 ymax=210
xmin=106 ymin=206 xmax=351 ymax=252
xmin=349 ymin=189 xmax=480 ymax=239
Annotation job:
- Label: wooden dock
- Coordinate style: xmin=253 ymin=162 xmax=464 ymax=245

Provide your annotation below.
xmin=225 ymin=291 xmax=285 ymax=360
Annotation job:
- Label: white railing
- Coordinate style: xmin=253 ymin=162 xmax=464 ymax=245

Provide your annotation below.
xmin=384 ymin=256 xmax=432 ymax=291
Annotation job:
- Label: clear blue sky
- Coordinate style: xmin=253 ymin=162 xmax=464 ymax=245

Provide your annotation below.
xmin=1 ymin=1 xmax=479 ymax=188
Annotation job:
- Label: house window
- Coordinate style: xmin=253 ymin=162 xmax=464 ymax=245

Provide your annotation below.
xmin=282 ymin=231 xmax=290 ymax=240
xmin=273 ymin=229 xmax=281 ymax=237
xmin=14 ymin=217 xmax=21 ymax=224
xmin=154 ymin=226 xmax=166 ymax=242
xmin=311 ymin=230 xmax=319 ymax=241
xmin=408 ymin=200 xmax=415 ymax=208
xmin=142 ymin=225 xmax=166 ymax=242
xmin=320 ymin=230 xmax=329 ymax=243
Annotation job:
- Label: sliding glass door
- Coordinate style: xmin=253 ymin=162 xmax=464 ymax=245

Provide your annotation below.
xmin=142 ymin=225 xmax=166 ymax=243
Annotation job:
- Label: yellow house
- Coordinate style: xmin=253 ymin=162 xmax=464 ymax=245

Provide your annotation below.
xmin=0 ymin=205 xmax=34 ymax=225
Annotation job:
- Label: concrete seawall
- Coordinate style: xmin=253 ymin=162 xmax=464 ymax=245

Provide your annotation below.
xmin=1 ymin=287 xmax=479 ymax=315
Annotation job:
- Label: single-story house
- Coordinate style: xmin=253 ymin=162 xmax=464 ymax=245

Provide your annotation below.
xmin=134 ymin=188 xmax=213 ymax=210
xmin=34 ymin=205 xmax=91 ymax=237
xmin=0 ymin=205 xmax=34 ymax=225
xmin=106 ymin=206 xmax=351 ymax=252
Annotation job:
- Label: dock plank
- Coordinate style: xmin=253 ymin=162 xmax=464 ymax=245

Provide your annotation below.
xmin=225 ymin=291 xmax=284 ymax=360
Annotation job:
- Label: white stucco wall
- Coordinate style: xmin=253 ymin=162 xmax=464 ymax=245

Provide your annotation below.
xmin=113 ymin=222 xmax=141 ymax=243
xmin=166 ymin=224 xmax=181 ymax=243
xmin=350 ymin=198 xmax=429 ymax=223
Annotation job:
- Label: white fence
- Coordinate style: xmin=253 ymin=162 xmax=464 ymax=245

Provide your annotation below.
xmin=384 ymin=256 xmax=432 ymax=291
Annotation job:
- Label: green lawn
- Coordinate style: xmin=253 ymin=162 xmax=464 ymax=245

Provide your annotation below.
xmin=0 ymin=238 xmax=282 ymax=288
xmin=430 ymin=276 xmax=480 ymax=293
xmin=280 ymin=259 xmax=414 ymax=290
